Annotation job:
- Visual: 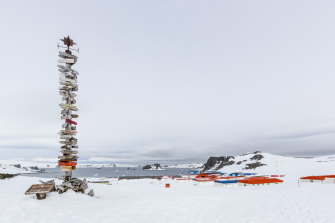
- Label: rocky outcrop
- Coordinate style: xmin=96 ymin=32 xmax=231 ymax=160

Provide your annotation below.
xmin=202 ymin=151 xmax=267 ymax=171
xmin=29 ymin=166 xmax=39 ymax=170
xmin=0 ymin=174 xmax=16 ymax=180
xmin=203 ymin=156 xmax=235 ymax=171
xmin=250 ymin=154 xmax=264 ymax=161
xmin=243 ymin=162 xmax=266 ymax=170
xmin=236 ymin=160 xmax=247 ymax=165
xmin=143 ymin=163 xmax=162 ymax=170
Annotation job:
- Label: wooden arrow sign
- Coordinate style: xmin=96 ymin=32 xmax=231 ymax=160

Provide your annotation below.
xmin=58 ymin=58 xmax=76 ymax=64
xmin=66 ymin=119 xmax=77 ymax=125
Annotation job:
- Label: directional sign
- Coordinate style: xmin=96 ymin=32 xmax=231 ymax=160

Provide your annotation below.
xmin=58 ymin=58 xmax=76 ymax=64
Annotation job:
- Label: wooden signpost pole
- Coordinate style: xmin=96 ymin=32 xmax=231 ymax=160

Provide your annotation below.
xmin=56 ymin=36 xmax=93 ymax=195
xmin=25 ymin=37 xmax=93 ymax=199
xmin=58 ymin=36 xmax=79 ymax=182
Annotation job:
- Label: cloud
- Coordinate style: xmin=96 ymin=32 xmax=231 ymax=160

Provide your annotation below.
xmin=268 ymin=129 xmax=335 ymax=140
xmin=1 ymin=0 xmax=335 ymax=161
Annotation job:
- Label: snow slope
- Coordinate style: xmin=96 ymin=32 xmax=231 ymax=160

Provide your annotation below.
xmin=203 ymin=152 xmax=335 ymax=179
xmin=1 ymin=176 xmax=335 ymax=223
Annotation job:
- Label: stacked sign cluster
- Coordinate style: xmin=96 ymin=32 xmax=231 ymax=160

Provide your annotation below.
xmin=58 ymin=47 xmax=79 ymax=180
xmin=24 ymin=36 xmax=93 ymax=198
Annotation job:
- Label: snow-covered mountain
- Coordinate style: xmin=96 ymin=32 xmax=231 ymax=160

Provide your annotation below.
xmin=202 ymin=151 xmax=335 ymax=179
xmin=0 ymin=162 xmax=40 ymax=174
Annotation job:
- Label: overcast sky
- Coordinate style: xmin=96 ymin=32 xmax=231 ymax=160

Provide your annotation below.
xmin=1 ymin=0 xmax=335 ymax=162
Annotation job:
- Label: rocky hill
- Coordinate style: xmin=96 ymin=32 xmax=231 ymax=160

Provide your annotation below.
xmin=143 ymin=163 xmax=163 ymax=170
xmin=202 ymin=151 xmax=335 ymax=178
xmin=203 ymin=151 xmax=265 ymax=171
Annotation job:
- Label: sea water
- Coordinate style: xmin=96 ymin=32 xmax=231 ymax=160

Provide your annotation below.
xmin=20 ymin=167 xmax=193 ymax=178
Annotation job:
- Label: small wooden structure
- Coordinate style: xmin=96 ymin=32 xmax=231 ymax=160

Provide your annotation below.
xmin=25 ymin=183 xmax=55 ymax=200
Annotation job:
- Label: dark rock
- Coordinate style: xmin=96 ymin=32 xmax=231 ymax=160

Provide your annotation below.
xmin=243 ymin=162 xmax=266 ymax=170
xmin=13 ymin=164 xmax=21 ymax=168
xmin=203 ymin=156 xmax=235 ymax=171
xmin=143 ymin=163 xmax=161 ymax=170
xmin=0 ymin=174 xmax=16 ymax=180
xmin=29 ymin=166 xmax=39 ymax=170
xmin=216 ymin=160 xmax=235 ymax=170
xmin=250 ymin=154 xmax=264 ymax=161
xmin=236 ymin=160 xmax=247 ymax=165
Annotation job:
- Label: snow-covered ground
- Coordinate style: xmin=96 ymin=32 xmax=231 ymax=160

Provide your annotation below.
xmin=0 ymin=176 xmax=335 ymax=223
xmin=1 ymin=152 xmax=335 ymax=223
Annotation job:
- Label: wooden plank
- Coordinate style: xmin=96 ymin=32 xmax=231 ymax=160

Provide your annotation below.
xmin=60 ymin=150 xmax=78 ymax=154
xmin=59 ymin=51 xmax=78 ymax=59
xmin=58 ymin=155 xmax=79 ymax=160
xmin=59 ymin=104 xmax=78 ymax=111
xmin=58 ymin=58 xmax=76 ymax=64
xmin=66 ymin=119 xmax=77 ymax=125
xmin=25 ymin=184 xmax=55 ymax=195
xmin=59 ymin=78 xmax=78 ymax=84
xmin=58 ymin=130 xmax=77 ymax=135
xmin=61 ymin=166 xmax=76 ymax=171
xmin=60 ymin=135 xmax=72 ymax=139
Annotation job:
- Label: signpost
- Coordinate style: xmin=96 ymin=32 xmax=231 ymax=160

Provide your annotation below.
xmin=25 ymin=36 xmax=93 ymax=199
xmin=56 ymin=36 xmax=93 ymax=196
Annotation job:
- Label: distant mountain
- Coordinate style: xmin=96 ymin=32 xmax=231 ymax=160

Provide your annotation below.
xmin=143 ymin=163 xmax=163 ymax=170
xmin=202 ymin=151 xmax=335 ymax=178
xmin=167 ymin=163 xmax=204 ymax=168
xmin=0 ymin=162 xmax=41 ymax=174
